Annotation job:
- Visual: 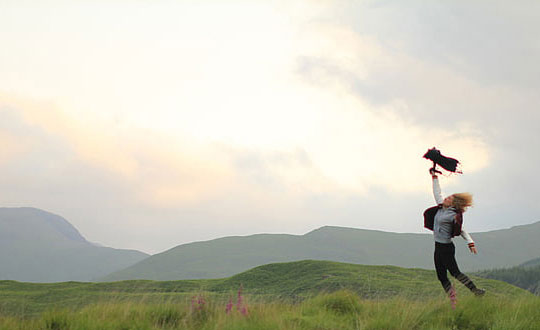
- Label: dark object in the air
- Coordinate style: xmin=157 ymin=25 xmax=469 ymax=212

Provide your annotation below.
xmin=423 ymin=147 xmax=462 ymax=174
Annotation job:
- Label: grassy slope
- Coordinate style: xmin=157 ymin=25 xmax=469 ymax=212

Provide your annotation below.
xmin=475 ymin=264 xmax=540 ymax=295
xmin=0 ymin=260 xmax=530 ymax=317
xmin=1 ymin=292 xmax=539 ymax=330
xmin=102 ymin=222 xmax=540 ymax=281
xmin=10 ymin=293 xmax=540 ymax=330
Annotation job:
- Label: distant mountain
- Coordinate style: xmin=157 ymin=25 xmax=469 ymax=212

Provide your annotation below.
xmin=0 ymin=207 xmax=149 ymax=282
xmin=101 ymin=221 xmax=540 ymax=281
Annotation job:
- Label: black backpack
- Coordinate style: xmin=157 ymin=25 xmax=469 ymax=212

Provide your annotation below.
xmin=423 ymin=205 xmax=463 ymax=236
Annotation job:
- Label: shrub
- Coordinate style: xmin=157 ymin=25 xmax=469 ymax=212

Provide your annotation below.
xmin=42 ymin=312 xmax=69 ymax=330
xmin=148 ymin=306 xmax=185 ymax=328
xmin=314 ymin=290 xmax=363 ymax=315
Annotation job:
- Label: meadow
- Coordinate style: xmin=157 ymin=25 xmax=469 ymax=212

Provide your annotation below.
xmin=1 ymin=261 xmax=538 ymax=329
xmin=1 ymin=291 xmax=539 ymax=330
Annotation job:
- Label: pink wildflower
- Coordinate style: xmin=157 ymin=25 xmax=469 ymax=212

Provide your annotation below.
xmin=240 ymin=305 xmax=248 ymax=316
xmin=225 ymin=298 xmax=233 ymax=314
xmin=226 ymin=284 xmax=249 ymax=316
xmin=236 ymin=284 xmax=244 ymax=310
xmin=191 ymin=295 xmax=206 ymax=311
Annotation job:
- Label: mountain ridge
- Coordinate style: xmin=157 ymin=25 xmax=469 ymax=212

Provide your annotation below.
xmin=0 ymin=207 xmax=149 ymax=282
xmin=3 ymin=206 xmax=538 ymax=283
xmin=102 ymin=220 xmax=540 ymax=282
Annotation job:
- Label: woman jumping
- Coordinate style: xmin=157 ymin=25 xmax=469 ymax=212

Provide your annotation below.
xmin=424 ymin=169 xmax=485 ymax=302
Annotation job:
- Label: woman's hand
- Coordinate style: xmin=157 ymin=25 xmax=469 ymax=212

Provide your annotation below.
xmin=468 ymin=242 xmax=477 ymax=254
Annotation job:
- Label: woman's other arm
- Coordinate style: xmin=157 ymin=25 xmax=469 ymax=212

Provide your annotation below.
xmin=461 ymin=229 xmax=477 ymax=254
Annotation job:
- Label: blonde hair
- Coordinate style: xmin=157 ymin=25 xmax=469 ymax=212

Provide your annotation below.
xmin=452 ymin=193 xmax=473 ymax=212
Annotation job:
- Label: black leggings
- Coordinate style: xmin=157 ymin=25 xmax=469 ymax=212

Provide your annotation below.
xmin=434 ymin=242 xmax=476 ymax=293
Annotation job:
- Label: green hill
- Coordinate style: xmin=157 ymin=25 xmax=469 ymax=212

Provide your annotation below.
xmin=0 ymin=260 xmax=530 ymax=316
xmin=475 ymin=258 xmax=540 ymax=295
xmin=213 ymin=260 xmax=528 ymax=299
xmin=0 ymin=207 xmax=149 ymax=282
xmin=101 ymin=221 xmax=540 ymax=281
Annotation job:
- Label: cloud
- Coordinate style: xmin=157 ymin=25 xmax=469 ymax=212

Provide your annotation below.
xmin=291 ymin=6 xmax=537 ymax=174
xmin=1 ymin=94 xmax=240 ymax=205
xmin=291 ymin=1 xmax=540 ymax=135
xmin=287 ymin=2 xmax=540 ymax=233
xmin=332 ymin=0 xmax=540 ymax=88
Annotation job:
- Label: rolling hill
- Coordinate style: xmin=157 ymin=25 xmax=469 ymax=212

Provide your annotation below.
xmin=0 ymin=260 xmax=530 ymax=316
xmin=475 ymin=257 xmax=540 ymax=295
xmin=0 ymin=207 xmax=149 ymax=282
xmin=102 ymin=221 xmax=540 ymax=281
xmin=0 ymin=260 xmax=535 ymax=329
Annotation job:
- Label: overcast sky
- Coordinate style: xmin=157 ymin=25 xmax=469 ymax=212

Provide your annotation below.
xmin=1 ymin=0 xmax=539 ymax=254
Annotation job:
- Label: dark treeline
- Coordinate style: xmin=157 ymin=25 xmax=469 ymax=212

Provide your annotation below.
xmin=521 ymin=257 xmax=540 ymax=268
xmin=475 ymin=265 xmax=540 ymax=295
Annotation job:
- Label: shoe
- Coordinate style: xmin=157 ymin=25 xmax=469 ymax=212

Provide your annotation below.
xmin=472 ymin=288 xmax=486 ymax=296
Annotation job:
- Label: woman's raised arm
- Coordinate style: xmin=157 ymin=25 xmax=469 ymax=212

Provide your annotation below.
xmin=432 ymin=175 xmax=443 ymax=205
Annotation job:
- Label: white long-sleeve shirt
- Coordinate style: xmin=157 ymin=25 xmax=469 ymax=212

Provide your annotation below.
xmin=432 ymin=177 xmax=474 ymax=245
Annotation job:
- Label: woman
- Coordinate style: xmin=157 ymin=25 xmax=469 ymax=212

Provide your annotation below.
xmin=425 ymin=169 xmax=485 ymax=301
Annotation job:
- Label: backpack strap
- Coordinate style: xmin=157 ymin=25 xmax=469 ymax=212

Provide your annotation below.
xmin=423 ymin=205 xmax=442 ymax=231
xmin=453 ymin=212 xmax=463 ymax=237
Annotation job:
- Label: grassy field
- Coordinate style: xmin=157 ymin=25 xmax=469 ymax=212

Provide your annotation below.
xmin=0 ymin=291 xmax=539 ymax=329
xmin=0 ymin=260 xmax=538 ymax=329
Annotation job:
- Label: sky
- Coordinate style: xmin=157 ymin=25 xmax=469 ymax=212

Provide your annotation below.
xmin=1 ymin=0 xmax=539 ymax=254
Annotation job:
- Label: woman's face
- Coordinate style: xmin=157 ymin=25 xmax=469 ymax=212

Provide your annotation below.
xmin=443 ymin=195 xmax=454 ymax=207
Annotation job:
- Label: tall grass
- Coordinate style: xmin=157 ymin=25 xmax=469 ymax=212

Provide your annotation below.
xmin=0 ymin=290 xmax=538 ymax=330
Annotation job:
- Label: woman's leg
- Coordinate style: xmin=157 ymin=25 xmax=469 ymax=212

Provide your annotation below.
xmin=446 ymin=246 xmax=485 ymax=296
xmin=434 ymin=243 xmax=458 ymax=308
xmin=434 ymin=243 xmax=452 ymax=293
